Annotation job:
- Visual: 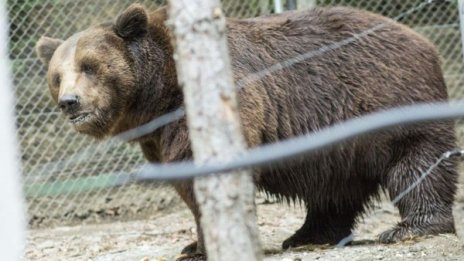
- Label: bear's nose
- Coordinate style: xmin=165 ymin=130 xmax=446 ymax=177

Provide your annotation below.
xmin=58 ymin=95 xmax=80 ymax=113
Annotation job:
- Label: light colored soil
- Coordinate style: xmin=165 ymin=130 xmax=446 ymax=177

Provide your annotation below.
xmin=26 ymin=190 xmax=464 ymax=261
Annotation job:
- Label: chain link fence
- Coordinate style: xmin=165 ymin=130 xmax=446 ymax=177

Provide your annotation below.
xmin=8 ymin=0 xmax=464 ymax=228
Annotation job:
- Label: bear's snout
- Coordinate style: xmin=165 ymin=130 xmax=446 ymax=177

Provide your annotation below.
xmin=58 ymin=95 xmax=80 ymax=114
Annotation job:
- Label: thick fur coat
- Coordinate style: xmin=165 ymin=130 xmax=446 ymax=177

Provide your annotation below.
xmin=36 ymin=4 xmax=457 ymax=259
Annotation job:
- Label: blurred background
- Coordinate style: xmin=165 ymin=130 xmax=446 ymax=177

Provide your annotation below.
xmin=7 ymin=0 xmax=464 ymax=230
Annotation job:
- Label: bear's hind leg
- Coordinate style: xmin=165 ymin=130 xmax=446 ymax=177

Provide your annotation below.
xmin=380 ymin=137 xmax=457 ymax=243
xmin=282 ymin=205 xmax=356 ymax=249
xmin=282 ymin=177 xmax=379 ymax=249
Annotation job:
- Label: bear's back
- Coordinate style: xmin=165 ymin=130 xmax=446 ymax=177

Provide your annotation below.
xmin=224 ymin=6 xmax=447 ymax=140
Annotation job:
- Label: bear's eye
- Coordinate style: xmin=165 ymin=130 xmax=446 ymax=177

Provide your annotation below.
xmin=80 ymin=62 xmax=96 ymax=75
xmin=52 ymin=74 xmax=61 ymax=87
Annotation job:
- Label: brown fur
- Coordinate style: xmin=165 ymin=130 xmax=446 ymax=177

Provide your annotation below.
xmin=36 ymin=4 xmax=457 ymax=259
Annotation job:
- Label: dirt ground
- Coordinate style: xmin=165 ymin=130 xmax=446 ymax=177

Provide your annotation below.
xmin=26 ymin=184 xmax=464 ymax=261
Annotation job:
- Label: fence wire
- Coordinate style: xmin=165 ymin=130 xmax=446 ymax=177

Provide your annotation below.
xmin=10 ymin=0 xmax=274 ymax=228
xmin=134 ymin=102 xmax=464 ymax=181
xmin=8 ymin=0 xmax=464 ymax=229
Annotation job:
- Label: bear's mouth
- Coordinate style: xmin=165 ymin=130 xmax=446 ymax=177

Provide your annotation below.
xmin=69 ymin=112 xmax=92 ymax=124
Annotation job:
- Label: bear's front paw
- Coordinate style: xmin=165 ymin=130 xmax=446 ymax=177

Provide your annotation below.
xmin=282 ymin=233 xmax=310 ymax=250
xmin=175 ymin=253 xmax=206 ymax=261
xmin=181 ymin=241 xmax=198 ymax=254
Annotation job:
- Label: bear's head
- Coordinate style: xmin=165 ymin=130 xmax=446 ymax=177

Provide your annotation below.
xmin=36 ymin=4 xmax=177 ymax=139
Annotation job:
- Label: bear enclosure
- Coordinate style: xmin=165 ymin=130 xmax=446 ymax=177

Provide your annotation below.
xmin=8 ymin=0 xmax=464 ymax=260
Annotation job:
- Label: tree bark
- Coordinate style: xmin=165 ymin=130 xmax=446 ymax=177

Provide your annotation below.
xmin=167 ymin=1 xmax=263 ymax=260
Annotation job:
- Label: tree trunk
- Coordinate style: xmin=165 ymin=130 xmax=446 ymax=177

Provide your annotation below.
xmin=167 ymin=1 xmax=263 ymax=260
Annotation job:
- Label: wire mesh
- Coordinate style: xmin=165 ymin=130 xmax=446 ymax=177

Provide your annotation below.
xmin=8 ymin=0 xmax=464 ymax=228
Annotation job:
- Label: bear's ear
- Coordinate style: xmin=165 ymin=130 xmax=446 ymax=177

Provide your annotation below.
xmin=36 ymin=36 xmax=63 ymax=65
xmin=114 ymin=4 xmax=148 ymax=40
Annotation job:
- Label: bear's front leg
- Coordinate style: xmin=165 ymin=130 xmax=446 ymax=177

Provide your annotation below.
xmin=173 ymin=180 xmax=206 ymax=260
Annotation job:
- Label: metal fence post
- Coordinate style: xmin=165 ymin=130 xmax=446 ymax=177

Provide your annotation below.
xmin=0 ymin=0 xmax=25 ymax=259
xmin=274 ymin=0 xmax=284 ymax=13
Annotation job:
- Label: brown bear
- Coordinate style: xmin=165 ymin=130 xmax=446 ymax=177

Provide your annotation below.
xmin=36 ymin=3 xmax=457 ymax=260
